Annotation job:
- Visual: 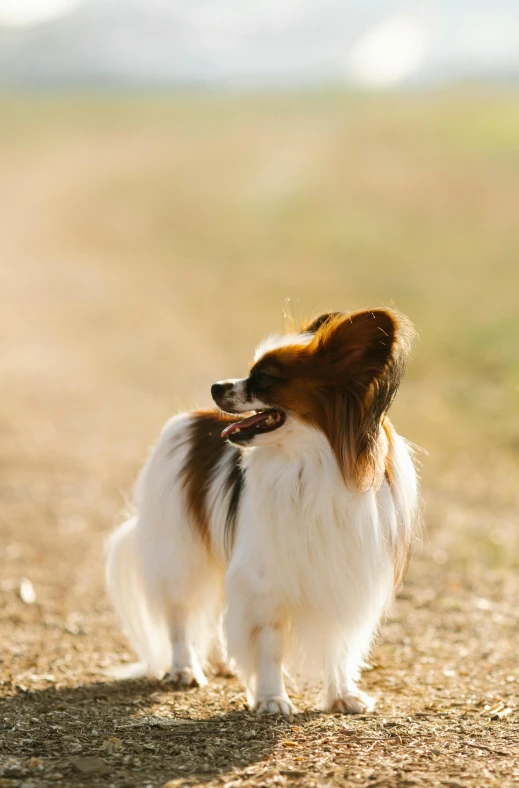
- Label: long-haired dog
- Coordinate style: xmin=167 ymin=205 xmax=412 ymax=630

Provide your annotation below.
xmin=106 ymin=308 xmax=419 ymax=714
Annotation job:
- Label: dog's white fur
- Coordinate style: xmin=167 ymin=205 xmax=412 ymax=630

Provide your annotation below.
xmin=106 ymin=334 xmax=418 ymax=715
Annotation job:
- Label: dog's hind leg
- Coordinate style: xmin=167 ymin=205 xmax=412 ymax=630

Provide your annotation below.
xmin=167 ymin=606 xmax=208 ymax=687
xmin=207 ymin=616 xmax=233 ymax=677
xmin=163 ymin=554 xmax=226 ymax=688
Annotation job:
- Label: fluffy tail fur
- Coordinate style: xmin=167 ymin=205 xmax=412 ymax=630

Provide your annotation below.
xmin=105 ymin=517 xmax=171 ymax=678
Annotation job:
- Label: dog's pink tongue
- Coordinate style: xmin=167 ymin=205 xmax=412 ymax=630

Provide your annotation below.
xmin=221 ymin=412 xmax=268 ymax=438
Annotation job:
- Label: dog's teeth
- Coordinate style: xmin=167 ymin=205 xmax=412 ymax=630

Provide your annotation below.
xmin=233 ymin=428 xmax=241 ymax=434
xmin=266 ymin=415 xmax=274 ymax=425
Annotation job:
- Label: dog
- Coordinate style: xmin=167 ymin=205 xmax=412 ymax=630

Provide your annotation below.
xmin=106 ymin=308 xmax=419 ymax=714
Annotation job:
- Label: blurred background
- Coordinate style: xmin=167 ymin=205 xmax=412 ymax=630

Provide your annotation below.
xmin=1 ymin=0 xmax=518 ymax=677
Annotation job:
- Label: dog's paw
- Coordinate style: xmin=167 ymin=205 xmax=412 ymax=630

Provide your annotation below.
xmin=211 ymin=662 xmax=235 ymax=679
xmin=254 ymin=695 xmax=296 ymax=715
xmin=327 ymin=690 xmax=374 ymax=714
xmin=167 ymin=667 xmax=207 ymax=688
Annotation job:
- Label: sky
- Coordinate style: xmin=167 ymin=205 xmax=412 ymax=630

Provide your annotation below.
xmin=0 ymin=0 xmax=518 ymax=89
xmin=0 ymin=0 xmax=80 ymax=25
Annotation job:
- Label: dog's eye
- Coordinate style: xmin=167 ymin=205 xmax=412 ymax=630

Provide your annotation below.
xmin=256 ymin=372 xmax=272 ymax=386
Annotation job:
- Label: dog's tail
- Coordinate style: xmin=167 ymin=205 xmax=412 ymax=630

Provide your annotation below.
xmin=105 ymin=517 xmax=171 ymax=678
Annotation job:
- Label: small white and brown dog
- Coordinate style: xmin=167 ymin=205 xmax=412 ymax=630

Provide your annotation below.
xmin=106 ymin=308 xmax=419 ymax=714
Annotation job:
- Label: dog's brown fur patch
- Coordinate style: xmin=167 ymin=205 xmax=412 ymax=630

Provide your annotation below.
xmin=180 ymin=411 xmax=242 ymax=547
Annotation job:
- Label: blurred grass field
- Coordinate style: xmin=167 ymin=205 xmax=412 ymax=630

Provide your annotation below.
xmin=1 ymin=89 xmax=518 ymax=544
xmin=1 ymin=90 xmax=519 ymax=787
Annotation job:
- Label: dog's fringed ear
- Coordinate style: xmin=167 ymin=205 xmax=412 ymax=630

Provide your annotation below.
xmin=316 ymin=309 xmax=409 ymax=387
xmin=314 ymin=309 xmax=416 ymax=489
xmin=301 ymin=311 xmax=342 ymax=334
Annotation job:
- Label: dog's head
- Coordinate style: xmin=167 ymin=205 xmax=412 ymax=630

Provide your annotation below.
xmin=212 ymin=308 xmax=415 ymax=489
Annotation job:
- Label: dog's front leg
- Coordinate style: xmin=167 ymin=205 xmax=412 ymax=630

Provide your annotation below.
xmin=226 ymin=561 xmax=295 ymax=715
xmin=252 ymin=621 xmax=295 ymax=715
xmin=324 ymin=658 xmax=374 ymax=714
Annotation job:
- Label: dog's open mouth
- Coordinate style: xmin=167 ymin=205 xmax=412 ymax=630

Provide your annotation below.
xmin=221 ymin=409 xmax=286 ymax=443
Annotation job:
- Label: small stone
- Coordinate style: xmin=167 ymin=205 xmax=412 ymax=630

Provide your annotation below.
xmin=29 ymin=757 xmax=43 ymax=770
xmin=69 ymin=742 xmax=82 ymax=753
xmin=70 ymin=756 xmax=108 ymax=775
xmin=19 ymin=578 xmax=36 ymax=604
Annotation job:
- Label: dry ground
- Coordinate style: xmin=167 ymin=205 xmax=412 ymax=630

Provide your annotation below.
xmin=0 ymin=91 xmax=518 ymax=788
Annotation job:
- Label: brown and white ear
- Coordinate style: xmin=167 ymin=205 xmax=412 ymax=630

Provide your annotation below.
xmin=301 ymin=311 xmax=342 ymax=334
xmin=314 ymin=309 xmax=416 ymax=489
xmin=315 ymin=309 xmax=413 ymax=400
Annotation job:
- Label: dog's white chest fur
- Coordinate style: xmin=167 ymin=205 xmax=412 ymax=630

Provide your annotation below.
xmin=230 ymin=427 xmax=396 ymax=644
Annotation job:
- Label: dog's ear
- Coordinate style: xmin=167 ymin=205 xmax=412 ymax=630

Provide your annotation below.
xmin=301 ymin=311 xmax=342 ymax=334
xmin=314 ymin=309 xmax=415 ymax=489
xmin=315 ymin=309 xmax=413 ymax=398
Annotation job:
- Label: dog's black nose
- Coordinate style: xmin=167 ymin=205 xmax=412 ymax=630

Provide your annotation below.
xmin=211 ymin=382 xmax=230 ymax=400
